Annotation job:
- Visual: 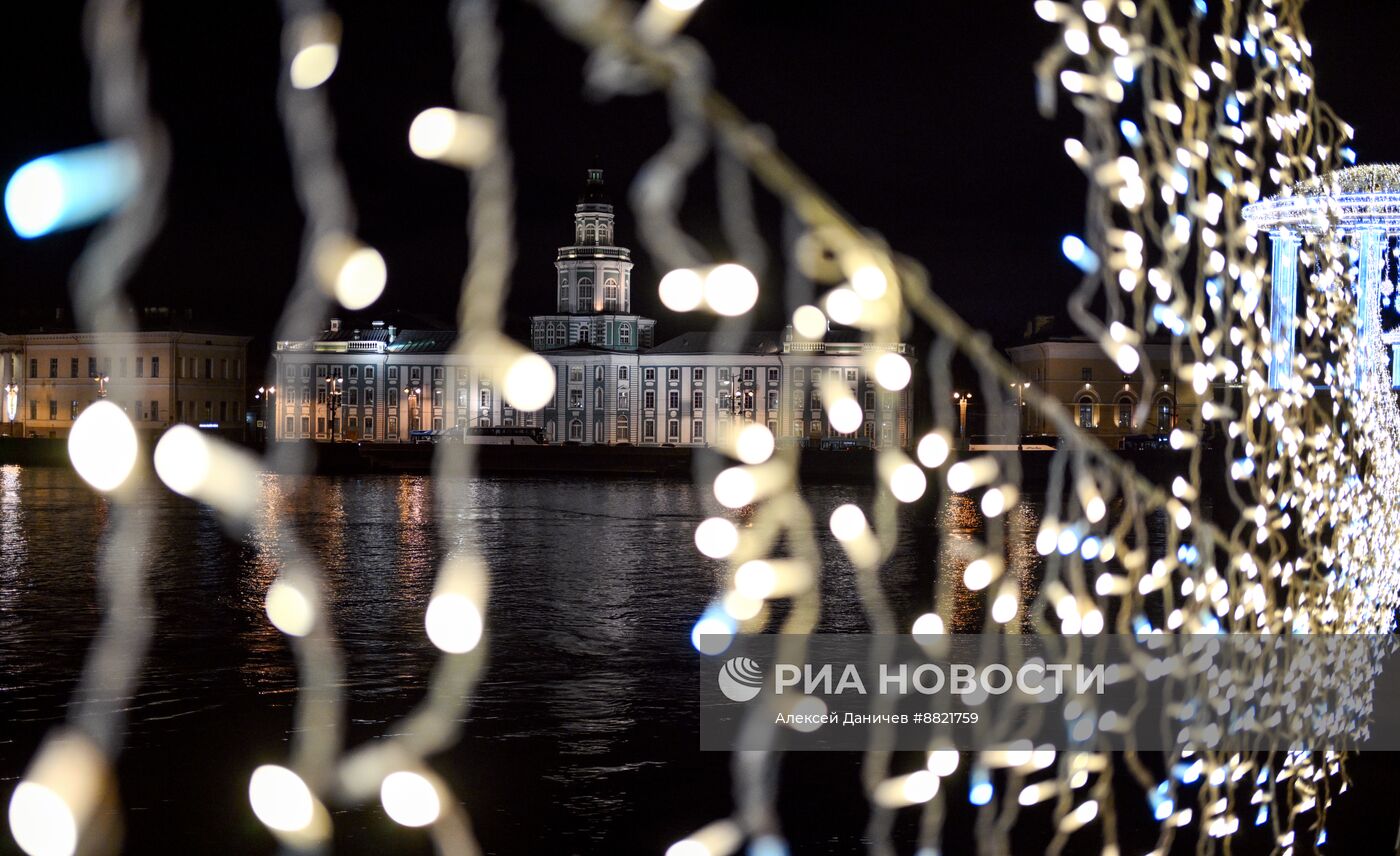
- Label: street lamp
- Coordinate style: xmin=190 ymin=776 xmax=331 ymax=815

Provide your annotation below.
xmin=326 ymin=376 xmax=342 ymax=441
xmin=3 ymin=383 xmax=16 ymax=435
xmin=1011 ymin=382 xmax=1029 ymax=448
xmin=257 ymin=385 xmax=276 ymax=443
xmin=952 ymin=391 xmax=972 ymax=445
xmin=405 ymin=385 xmax=422 ymax=435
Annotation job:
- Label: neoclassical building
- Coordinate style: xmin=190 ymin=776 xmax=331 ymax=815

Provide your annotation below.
xmin=271 ymin=171 xmax=912 ymax=449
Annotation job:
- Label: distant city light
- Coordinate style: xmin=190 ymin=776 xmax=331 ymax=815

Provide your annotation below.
xmin=4 ymin=142 xmax=139 ymax=239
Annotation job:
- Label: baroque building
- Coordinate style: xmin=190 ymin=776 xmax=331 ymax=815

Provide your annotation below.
xmin=271 ymin=171 xmax=912 ymax=449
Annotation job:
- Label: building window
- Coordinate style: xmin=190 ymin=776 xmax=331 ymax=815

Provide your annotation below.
xmin=570 ymin=366 xmax=584 ymax=383
xmin=433 ymin=367 xmax=444 ymax=381
xmin=410 ymin=367 xmax=421 ymax=382
xmin=644 ymin=368 xmax=656 ymax=382
xmin=363 ymin=417 xmax=373 ymax=437
xmin=433 ymin=417 xmax=443 ymax=431
xmin=719 ymin=368 xmax=731 ymax=382
xmin=1117 ymin=399 xmax=1133 ymax=428
xmin=1081 ymin=367 xmax=1092 ymax=382
xmin=1157 ymin=398 xmax=1174 ymax=430
xmin=348 ymin=416 xmax=358 ymax=435
xmin=365 ymin=366 xmax=374 ymax=380
xmin=593 ymin=387 xmax=603 ymax=409
xmin=388 ymin=388 xmax=399 ymax=408
xmin=70 ymin=358 xmax=78 ymax=378
xmin=151 ymin=357 xmax=159 ymax=378
xmin=767 ymin=390 xmax=778 ymax=409
xmin=619 ymin=390 xmax=629 ymax=408
xmin=28 ymin=400 xmax=36 ymax=420
xmin=285 ymin=415 xmax=295 ymax=436
xmin=793 ymin=420 xmax=802 ymax=437
xmin=579 ymin=278 xmax=593 ymax=308
xmin=618 ymin=366 xmax=629 ymax=381
xmin=793 ymin=368 xmax=804 ymax=382
xmin=668 ymin=368 xmax=680 ymax=382
xmin=219 ymin=402 xmax=228 ymax=422
xmin=433 ymin=389 xmax=444 ymax=408
xmin=668 ymin=390 xmax=680 ymax=410
xmin=316 ymin=417 xmax=325 ymax=435
xmin=70 ymin=400 xmax=79 ymax=420
xmin=364 ymin=388 xmax=374 ymax=406
xmin=845 ymin=369 xmax=857 ymax=382
xmin=864 ymin=391 xmax=875 ymax=410
xmin=767 ymin=368 xmax=779 ymax=383
xmin=136 ymin=357 xmax=144 ymax=378
xmin=389 ymin=366 xmax=399 ymax=381
xmin=569 ymin=389 xmax=583 ymax=408
xmin=667 ymin=419 xmax=680 ymax=442
xmin=480 ymin=390 xmax=491 ymax=408
xmin=28 ymin=359 xmax=36 ymax=379
xmin=349 ymin=365 xmax=359 ymax=379
xmin=89 ymin=357 xmax=97 ymax=378
xmin=48 ymin=358 xmax=57 ymax=378
xmin=692 ymin=368 xmax=704 ymax=383
xmin=692 ymin=391 xmax=703 ymax=410
xmin=388 ymin=416 xmax=398 ymax=437
xmin=643 ymin=419 xmax=655 ymax=441
xmin=150 ymin=401 xmax=158 ymax=422
xmin=569 ymin=419 xmax=583 ymax=441
xmin=619 ymin=325 xmax=630 ymax=346
xmin=743 ymin=367 xmax=755 ymax=382
xmin=693 ymin=420 xmax=704 ymax=441
xmin=348 ymin=389 xmax=359 ymax=406
xmin=1078 ymin=397 xmax=1094 ymax=429
xmin=595 ymin=365 xmax=604 ymax=381
xmin=644 ymin=390 xmax=655 ymax=409
xmin=47 ymin=400 xmax=57 ymax=419
xmin=559 ymin=286 xmax=570 ymax=312
xmin=205 ymin=358 xmax=212 ymax=379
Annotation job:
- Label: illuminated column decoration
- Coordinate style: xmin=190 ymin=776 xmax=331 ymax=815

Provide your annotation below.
xmin=1267 ymin=230 xmax=1300 ymax=390
xmin=1356 ymin=229 xmax=1383 ymax=388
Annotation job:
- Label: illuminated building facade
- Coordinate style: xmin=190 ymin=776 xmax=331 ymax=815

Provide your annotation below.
xmin=272 ymin=171 xmax=913 ymax=448
xmin=0 ymin=331 xmax=250 ymax=439
xmin=1007 ymin=317 xmax=1197 ymax=444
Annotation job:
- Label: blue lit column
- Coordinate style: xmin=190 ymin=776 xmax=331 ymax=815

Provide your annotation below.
xmin=1268 ymin=230 xmax=1300 ymax=390
xmin=1355 ymin=230 xmax=1383 ymax=388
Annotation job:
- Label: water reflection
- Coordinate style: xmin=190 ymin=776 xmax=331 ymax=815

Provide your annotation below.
xmin=0 ymin=470 xmax=1132 ymax=853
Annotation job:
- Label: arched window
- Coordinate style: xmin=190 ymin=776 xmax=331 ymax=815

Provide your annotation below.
xmin=569 ymin=419 xmax=583 ymax=441
xmin=605 ymin=277 xmax=618 ymax=310
xmin=594 ymin=387 xmax=602 ymax=409
xmin=619 ymin=324 xmax=631 ymax=346
xmin=1116 ymin=397 xmax=1134 ymax=428
xmin=1156 ymin=397 xmax=1175 ymax=431
xmin=617 ymin=415 xmax=630 ymax=441
xmin=578 ymin=326 xmax=591 ymax=344
xmin=578 ymin=278 xmax=594 ymax=309
xmin=585 ymin=224 xmax=596 ymax=244
xmin=1077 ymin=396 xmax=1095 ymax=429
xmin=559 ymin=283 xmax=570 ymax=312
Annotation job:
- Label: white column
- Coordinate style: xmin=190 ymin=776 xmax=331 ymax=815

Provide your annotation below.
xmin=1268 ymin=230 xmax=1300 ymax=390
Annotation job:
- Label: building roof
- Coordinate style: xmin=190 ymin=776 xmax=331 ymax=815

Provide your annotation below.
xmin=646 ymin=331 xmax=784 ymax=356
xmin=386 ymin=330 xmax=459 ymax=354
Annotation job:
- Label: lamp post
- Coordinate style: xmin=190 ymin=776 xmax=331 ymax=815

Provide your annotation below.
xmin=4 ymin=383 xmax=16 ymax=436
xmin=326 ymin=376 xmax=342 ymax=441
xmin=1012 ymin=382 xmax=1029 ymax=449
xmin=257 ymin=385 xmax=276 ymax=443
xmin=405 ymin=385 xmax=422 ymax=436
xmin=952 ymin=391 xmax=971 ymax=447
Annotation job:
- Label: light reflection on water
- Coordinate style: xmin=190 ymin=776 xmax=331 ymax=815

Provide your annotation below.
xmin=0 ymin=469 xmax=1059 ymax=853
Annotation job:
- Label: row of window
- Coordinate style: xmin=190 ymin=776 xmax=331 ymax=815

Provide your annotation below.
xmin=26 ymin=355 xmax=240 ymax=381
xmin=283 ymin=364 xmax=451 ymax=383
xmin=25 ymin=398 xmax=238 ymax=423
xmin=1074 ymin=398 xmax=1176 ymax=430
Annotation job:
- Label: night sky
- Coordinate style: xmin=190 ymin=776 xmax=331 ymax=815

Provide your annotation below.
xmin=4 ymin=1 xmax=1400 ymax=350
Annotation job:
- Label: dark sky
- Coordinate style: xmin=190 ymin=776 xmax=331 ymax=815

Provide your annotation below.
xmin=3 ymin=1 xmax=1400 ymax=348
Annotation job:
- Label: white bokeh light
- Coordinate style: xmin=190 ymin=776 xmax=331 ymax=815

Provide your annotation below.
xmin=694 ymin=517 xmax=739 ymax=559
xmin=703 ymin=264 xmax=759 ymax=316
xmin=659 ymin=268 xmax=705 ymax=312
xmin=380 ymin=771 xmax=441 ymax=828
xmin=424 ymin=593 xmax=484 ymax=654
xmin=502 ymin=352 xmax=555 ymax=411
xmin=248 ymin=765 xmax=315 ymax=833
xmin=67 ymin=400 xmax=138 ymax=493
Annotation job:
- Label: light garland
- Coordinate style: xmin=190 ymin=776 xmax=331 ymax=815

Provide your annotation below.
xmin=10 ymin=0 xmax=1396 ymax=854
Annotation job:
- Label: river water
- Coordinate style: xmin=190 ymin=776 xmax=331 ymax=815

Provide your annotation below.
xmin=0 ymin=466 xmax=1391 ymax=854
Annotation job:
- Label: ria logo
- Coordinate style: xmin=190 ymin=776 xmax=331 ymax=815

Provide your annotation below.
xmin=717 ymin=657 xmax=764 ymax=702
